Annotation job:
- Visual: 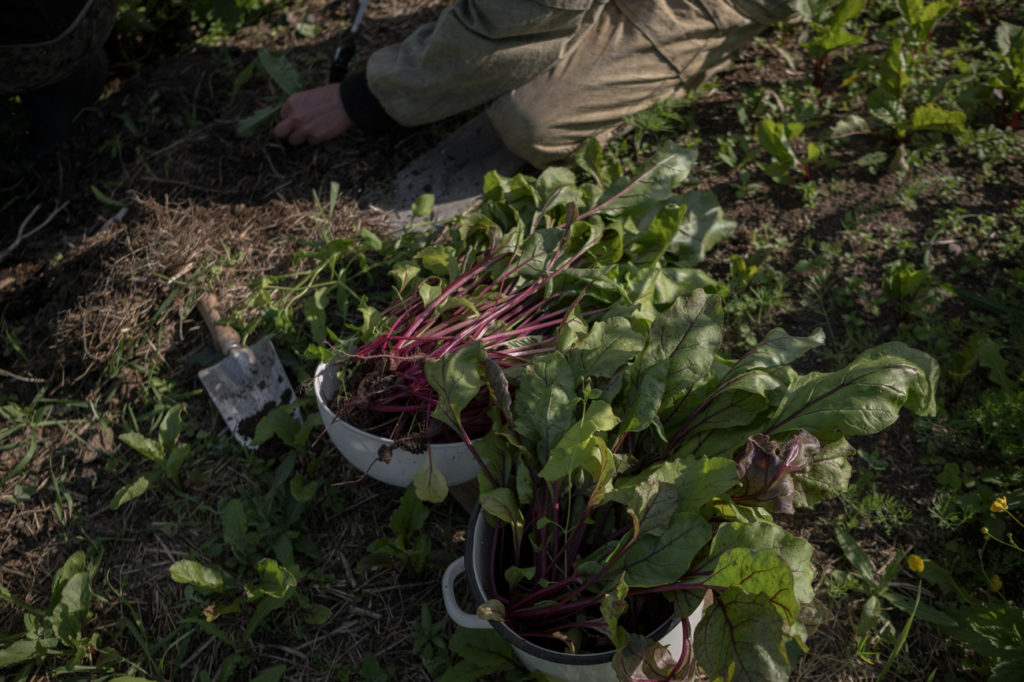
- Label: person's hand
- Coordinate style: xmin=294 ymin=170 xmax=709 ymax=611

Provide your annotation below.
xmin=274 ymin=84 xmax=353 ymax=145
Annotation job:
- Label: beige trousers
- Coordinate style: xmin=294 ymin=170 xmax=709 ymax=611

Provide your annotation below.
xmin=487 ymin=0 xmax=793 ymax=167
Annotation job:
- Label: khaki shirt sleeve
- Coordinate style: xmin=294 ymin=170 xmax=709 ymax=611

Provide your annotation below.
xmin=366 ymin=0 xmax=604 ymax=126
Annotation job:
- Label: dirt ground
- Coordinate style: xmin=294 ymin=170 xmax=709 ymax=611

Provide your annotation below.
xmin=1 ymin=1 xmax=1022 ymax=680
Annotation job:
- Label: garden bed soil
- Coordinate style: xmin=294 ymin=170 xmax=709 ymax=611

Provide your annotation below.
xmin=2 ymin=2 xmax=1021 ymax=680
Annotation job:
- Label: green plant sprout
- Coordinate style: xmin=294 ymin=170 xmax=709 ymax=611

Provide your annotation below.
xmin=800 ymin=0 xmax=867 ymax=91
xmin=360 ymin=487 xmax=434 ymax=575
xmin=110 ymin=405 xmax=191 ymax=510
xmin=756 ymin=117 xmax=821 ymax=184
xmin=0 ymin=552 xmax=139 ymax=678
xmin=236 ymin=48 xmax=303 ymax=138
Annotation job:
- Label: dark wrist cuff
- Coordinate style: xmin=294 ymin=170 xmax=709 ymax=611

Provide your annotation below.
xmin=340 ymin=71 xmax=399 ymax=134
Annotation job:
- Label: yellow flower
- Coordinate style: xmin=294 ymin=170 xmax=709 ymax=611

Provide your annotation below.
xmin=991 ymin=496 xmax=1009 ymax=513
xmin=989 ymin=574 xmax=1003 ymax=592
xmin=907 ymin=554 xmax=925 ymax=573
xmin=981 ymin=526 xmax=990 ymax=537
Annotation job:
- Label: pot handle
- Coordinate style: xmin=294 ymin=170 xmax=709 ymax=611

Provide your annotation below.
xmin=441 ymin=558 xmax=490 ymax=630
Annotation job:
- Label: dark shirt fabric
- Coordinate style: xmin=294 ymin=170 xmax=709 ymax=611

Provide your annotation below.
xmin=340 ymin=71 xmax=400 ymax=134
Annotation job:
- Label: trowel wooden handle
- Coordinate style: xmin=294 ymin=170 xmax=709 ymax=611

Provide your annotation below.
xmin=197 ymin=292 xmax=241 ymax=355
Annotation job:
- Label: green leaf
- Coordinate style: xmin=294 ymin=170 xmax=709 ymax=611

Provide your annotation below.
xmin=711 ymin=522 xmax=816 ymax=605
xmin=479 ymin=488 xmax=525 ymax=548
xmin=668 ymin=457 xmax=740 ymax=513
xmin=110 ymin=471 xmax=160 ymax=510
xmin=256 ymin=48 xmax=302 ymax=95
xmin=600 ymin=576 xmax=630 ymax=648
xmin=251 ymin=666 xmax=288 ymax=682
xmin=303 ymin=603 xmax=332 ymax=625
xmin=832 ymin=0 xmax=865 ymax=27
xmin=90 ymin=184 xmax=126 ymax=208
xmin=158 ymin=405 xmax=184 ymax=452
xmin=672 ymin=190 xmax=737 ymax=267
xmin=390 ymin=486 xmax=429 ymax=537
xmin=55 ymin=572 xmax=91 ymax=640
xmin=705 ymin=548 xmax=799 ymax=624
xmin=251 ymin=405 xmax=301 ymax=446
xmin=641 ymin=289 xmax=723 ymax=402
xmin=0 ymin=639 xmax=41 ymax=667
xmin=222 ymin=498 xmax=248 ymax=556
xmin=599 ymin=143 xmax=697 ymax=227
xmin=289 ymin=474 xmax=318 ymax=503
xmin=49 ymin=551 xmax=88 ymax=606
xmin=425 ymin=343 xmax=485 ymax=435
xmin=413 ymin=454 xmax=449 ymax=503
xmin=727 ymin=328 xmax=825 ymax=377
xmin=389 ymin=260 xmax=421 ymax=293
xmin=623 ymin=512 xmax=712 ymax=587
xmin=169 ymin=560 xmax=226 ymax=593
xmin=437 ymin=628 xmax=521 ymax=681
xmin=909 ymin=103 xmax=966 ymax=132
xmin=831 ymin=114 xmax=871 ymax=137
xmin=236 ymin=105 xmax=279 ymax=138
xmin=976 ymin=336 xmax=1013 ymax=391
xmin=757 ymin=118 xmax=800 ymax=169
xmin=119 ymin=432 xmax=165 ymax=464
xmin=248 ymin=558 xmax=298 ymax=600
xmin=568 ymin=317 xmax=646 ymax=377
xmin=295 ymin=21 xmax=321 ymax=37
xmin=164 ymin=445 xmax=189 ymax=485
xmin=835 ymin=527 xmax=874 ymax=580
xmin=791 ymin=437 xmax=853 ymax=507
xmin=767 ymin=342 xmax=938 ymax=438
xmin=417 ymin=245 xmax=457 ymax=278
xmin=695 ymin=589 xmax=790 ymax=682
xmin=538 ymin=403 xmax=618 ymax=481
xmin=513 ymin=352 xmax=577 ymax=451
xmin=411 ymin=193 xmax=435 ymax=217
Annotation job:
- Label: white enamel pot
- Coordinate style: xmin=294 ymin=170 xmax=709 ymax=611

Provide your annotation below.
xmin=442 ymin=506 xmax=706 ymax=682
xmin=314 ymin=361 xmax=480 ymax=487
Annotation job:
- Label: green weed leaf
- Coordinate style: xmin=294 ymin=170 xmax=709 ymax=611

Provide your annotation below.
xmin=289 ymin=474 xmax=318 ymax=503
xmin=256 ymin=48 xmax=301 ymax=95
xmin=222 ymin=498 xmax=248 ymax=556
xmin=110 ymin=471 xmax=160 ymax=510
xmin=412 ymin=193 xmax=435 ymax=217
xmin=169 ymin=560 xmax=226 ymax=593
xmin=413 ymin=454 xmax=449 ymax=503
xmin=119 ymin=432 xmax=164 ymax=464
xmin=0 ymin=639 xmax=41 ymax=667
xmin=236 ymin=105 xmax=279 ymax=138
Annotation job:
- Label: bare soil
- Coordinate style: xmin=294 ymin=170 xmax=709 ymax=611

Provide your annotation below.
xmin=2 ymin=2 xmax=1022 ymax=680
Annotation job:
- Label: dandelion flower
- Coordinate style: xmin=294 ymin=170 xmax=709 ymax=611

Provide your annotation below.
xmin=907 ymin=554 xmax=925 ymax=573
xmin=991 ymin=496 xmax=1009 ymax=513
xmin=989 ymin=574 xmax=1003 ymax=592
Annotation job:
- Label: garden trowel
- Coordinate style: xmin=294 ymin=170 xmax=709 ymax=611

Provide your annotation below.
xmin=196 ymin=292 xmax=296 ymax=449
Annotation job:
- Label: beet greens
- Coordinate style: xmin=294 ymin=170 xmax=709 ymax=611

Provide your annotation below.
xmin=429 ymin=283 xmax=937 ymax=681
xmin=330 ymin=142 xmax=726 ymax=468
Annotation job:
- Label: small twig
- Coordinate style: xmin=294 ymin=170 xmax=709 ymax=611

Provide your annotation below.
xmin=348 ymin=605 xmax=382 ymax=620
xmin=0 ymin=201 xmax=69 ymax=264
xmin=0 ymin=368 xmax=45 ymax=383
